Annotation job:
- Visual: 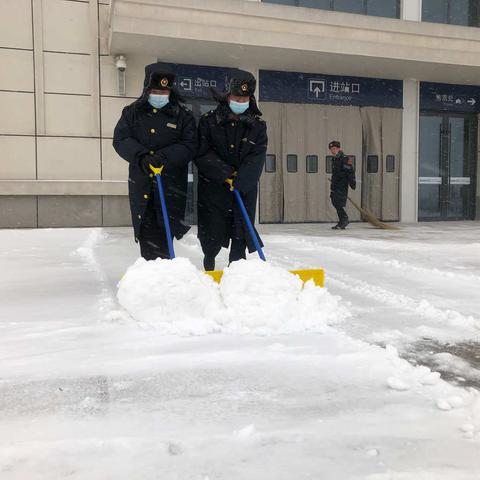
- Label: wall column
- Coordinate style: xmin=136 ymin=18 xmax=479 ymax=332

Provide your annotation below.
xmin=400 ymin=0 xmax=421 ymax=222
xmin=401 ymin=80 xmax=420 ymax=222
xmin=401 ymin=0 xmax=422 ymax=22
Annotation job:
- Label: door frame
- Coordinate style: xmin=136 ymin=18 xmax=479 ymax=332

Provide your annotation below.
xmin=419 ymin=111 xmax=477 ymax=221
xmin=183 ymin=98 xmax=217 ymax=225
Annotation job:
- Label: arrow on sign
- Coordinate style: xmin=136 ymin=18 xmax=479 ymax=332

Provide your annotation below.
xmin=179 ymin=78 xmax=192 ymax=91
xmin=309 ymin=80 xmax=325 ymax=99
xmin=467 ymin=98 xmax=476 ymax=106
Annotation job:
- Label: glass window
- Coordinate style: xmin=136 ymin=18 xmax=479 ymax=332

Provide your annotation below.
xmin=326 ymin=155 xmax=334 ymax=173
xmin=265 ymin=154 xmax=276 ymax=173
xmin=422 ymin=0 xmax=448 ymax=24
xmin=367 ymin=155 xmax=379 ymax=173
xmin=422 ymin=0 xmax=479 ymax=26
xmin=333 ymin=0 xmax=364 ymax=15
xmin=298 ymin=0 xmax=332 ymax=9
xmin=287 ymin=154 xmax=298 ymax=173
xmin=386 ymin=155 xmax=395 ymax=172
xmin=419 ymin=115 xmax=442 ymax=177
xmin=366 ymin=0 xmax=398 ymax=18
xmin=263 ymin=0 xmax=297 ymax=5
xmin=306 ymin=155 xmax=318 ymax=173
xmin=450 ymin=0 xmax=470 ymax=26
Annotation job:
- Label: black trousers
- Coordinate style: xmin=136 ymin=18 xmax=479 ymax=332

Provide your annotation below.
xmin=202 ymin=237 xmax=247 ymax=264
xmin=138 ymin=203 xmax=170 ymax=261
xmin=331 ymin=188 xmax=348 ymax=224
xmin=334 ymin=206 xmax=348 ymax=224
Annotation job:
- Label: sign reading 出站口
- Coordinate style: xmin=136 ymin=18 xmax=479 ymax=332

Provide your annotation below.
xmin=157 ymin=62 xmax=229 ymax=98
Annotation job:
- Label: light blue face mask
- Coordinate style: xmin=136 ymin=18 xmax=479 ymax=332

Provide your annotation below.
xmin=148 ymin=94 xmax=169 ymax=109
xmin=229 ymin=99 xmax=249 ymax=115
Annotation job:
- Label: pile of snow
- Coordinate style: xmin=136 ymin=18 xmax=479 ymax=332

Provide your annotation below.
xmin=117 ymin=257 xmax=223 ymax=335
xmin=117 ymin=257 xmax=349 ymax=336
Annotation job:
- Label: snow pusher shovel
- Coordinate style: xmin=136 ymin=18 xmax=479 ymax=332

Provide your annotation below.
xmin=150 ymin=164 xmax=175 ymax=259
xmin=204 ymin=186 xmax=324 ymax=288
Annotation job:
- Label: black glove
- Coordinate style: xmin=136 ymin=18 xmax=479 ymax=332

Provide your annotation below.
xmin=140 ymin=152 xmax=165 ymax=175
xmin=350 ymin=180 xmax=356 ymax=190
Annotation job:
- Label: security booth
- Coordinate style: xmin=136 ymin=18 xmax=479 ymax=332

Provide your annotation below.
xmin=258 ymin=70 xmax=403 ymax=224
xmin=419 ymin=82 xmax=479 ymax=221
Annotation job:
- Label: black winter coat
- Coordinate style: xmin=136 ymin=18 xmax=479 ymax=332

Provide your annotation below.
xmin=195 ymin=103 xmax=267 ymax=252
xmin=112 ymin=71 xmax=196 ymax=240
xmin=330 ymin=151 xmax=356 ymax=208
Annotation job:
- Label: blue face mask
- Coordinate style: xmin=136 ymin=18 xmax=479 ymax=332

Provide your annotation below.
xmin=229 ymin=99 xmax=249 ymax=115
xmin=148 ymin=94 xmax=169 ymax=109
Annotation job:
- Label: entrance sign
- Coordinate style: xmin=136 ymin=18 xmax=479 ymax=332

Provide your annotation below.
xmin=259 ymin=69 xmax=403 ymax=107
xmin=421 ymin=82 xmax=480 ymax=113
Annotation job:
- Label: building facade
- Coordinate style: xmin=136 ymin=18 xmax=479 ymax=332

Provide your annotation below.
xmin=1 ymin=0 xmax=479 ymax=228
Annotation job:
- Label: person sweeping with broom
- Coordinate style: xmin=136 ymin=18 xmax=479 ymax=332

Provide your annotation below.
xmin=328 ymin=140 xmax=356 ymax=230
xmin=195 ymin=69 xmax=268 ymax=271
xmin=113 ymin=63 xmax=196 ymax=260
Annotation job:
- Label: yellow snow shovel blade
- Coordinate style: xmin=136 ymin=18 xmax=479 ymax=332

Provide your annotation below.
xmin=205 ymin=268 xmax=324 ymax=288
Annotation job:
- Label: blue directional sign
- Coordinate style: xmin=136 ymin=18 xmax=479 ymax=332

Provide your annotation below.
xmin=157 ymin=62 xmax=230 ymax=98
xmin=259 ymin=70 xmax=403 ymax=108
xmin=420 ymin=82 xmax=480 ymax=113
xmin=156 ymin=62 xmax=404 ymax=107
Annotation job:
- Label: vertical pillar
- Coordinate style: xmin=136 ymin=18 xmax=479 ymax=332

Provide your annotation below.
xmin=401 ymin=80 xmax=420 ymax=223
xmin=400 ymin=0 xmax=421 ymax=222
xmin=476 ymin=118 xmax=480 ymax=219
xmin=401 ymin=0 xmax=422 ymax=22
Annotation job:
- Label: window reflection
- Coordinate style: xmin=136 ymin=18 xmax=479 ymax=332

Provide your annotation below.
xmin=333 ymin=0 xmax=363 ymax=15
xmin=422 ymin=0 xmax=479 ymax=27
xmin=262 ymin=0 xmax=400 ymax=19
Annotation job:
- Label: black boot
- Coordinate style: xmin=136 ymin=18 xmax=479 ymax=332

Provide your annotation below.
xmin=203 ymin=255 xmax=215 ymax=271
xmin=331 ymin=223 xmax=340 ymax=230
xmin=338 ymin=218 xmax=349 ymax=229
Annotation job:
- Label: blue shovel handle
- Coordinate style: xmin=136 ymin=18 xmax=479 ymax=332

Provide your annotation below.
xmin=151 ymin=166 xmax=175 ymax=259
xmin=233 ymin=188 xmax=266 ymax=262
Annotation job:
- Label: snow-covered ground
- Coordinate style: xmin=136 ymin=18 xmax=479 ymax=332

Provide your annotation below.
xmin=1 ymin=222 xmax=480 ymax=479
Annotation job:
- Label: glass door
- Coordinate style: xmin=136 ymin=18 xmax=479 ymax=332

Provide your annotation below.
xmin=419 ymin=115 xmax=443 ymax=219
xmin=446 ymin=116 xmax=476 ymax=219
xmin=183 ymin=100 xmax=216 ymax=225
xmin=419 ymin=113 xmax=477 ymax=220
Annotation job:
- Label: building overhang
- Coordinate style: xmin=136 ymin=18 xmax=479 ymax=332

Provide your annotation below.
xmin=109 ymin=0 xmax=480 ymax=85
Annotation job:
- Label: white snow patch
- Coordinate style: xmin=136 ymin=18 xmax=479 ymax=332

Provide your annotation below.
xmin=436 ymin=399 xmax=453 ymax=411
xmin=117 ymin=257 xmax=223 ymax=335
xmin=387 ymin=377 xmax=410 ymax=391
xmin=234 ymin=424 xmax=256 ymax=440
xmin=117 ymin=257 xmax=349 ymax=336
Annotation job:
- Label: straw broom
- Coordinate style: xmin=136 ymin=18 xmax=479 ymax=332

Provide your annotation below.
xmin=346 ymin=194 xmax=400 ymax=230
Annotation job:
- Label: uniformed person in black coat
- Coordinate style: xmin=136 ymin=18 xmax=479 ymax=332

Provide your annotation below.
xmin=113 ymin=63 xmax=196 ymax=260
xmin=195 ymin=69 xmax=268 ymax=271
xmin=329 ymin=140 xmax=356 ymax=230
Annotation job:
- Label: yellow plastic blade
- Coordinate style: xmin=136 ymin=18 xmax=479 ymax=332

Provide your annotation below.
xmin=289 ymin=269 xmax=324 ymax=288
xmin=204 ymin=268 xmax=324 ymax=288
xmin=149 ymin=164 xmax=164 ymax=175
